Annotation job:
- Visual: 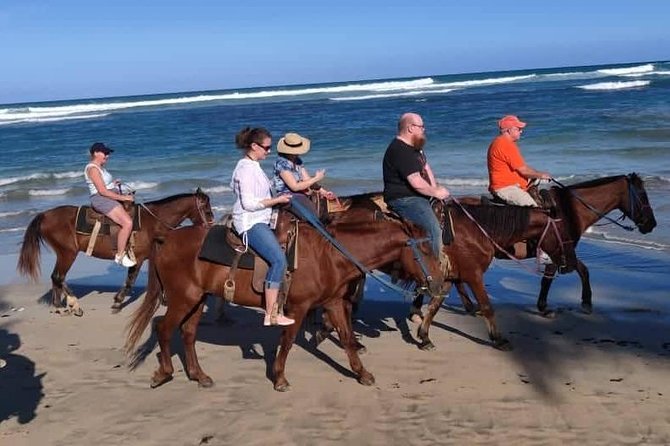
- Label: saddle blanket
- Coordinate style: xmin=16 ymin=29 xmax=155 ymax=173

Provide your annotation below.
xmin=75 ymin=205 xmax=141 ymax=235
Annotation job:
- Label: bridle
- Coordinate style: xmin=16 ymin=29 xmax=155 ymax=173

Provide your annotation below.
xmin=139 ymin=192 xmax=213 ymax=231
xmin=551 ymin=175 xmax=649 ymax=232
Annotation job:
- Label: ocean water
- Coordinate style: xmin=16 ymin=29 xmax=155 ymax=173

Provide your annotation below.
xmin=1 ymin=61 xmax=669 ymax=256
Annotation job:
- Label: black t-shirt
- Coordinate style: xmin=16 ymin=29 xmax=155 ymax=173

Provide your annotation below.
xmin=382 ymin=138 xmax=426 ymax=202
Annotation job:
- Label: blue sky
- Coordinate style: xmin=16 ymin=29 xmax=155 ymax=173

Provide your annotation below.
xmin=1 ymin=0 xmax=668 ymax=104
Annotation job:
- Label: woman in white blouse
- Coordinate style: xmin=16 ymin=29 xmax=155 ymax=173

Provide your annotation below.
xmin=231 ymin=127 xmax=294 ymax=326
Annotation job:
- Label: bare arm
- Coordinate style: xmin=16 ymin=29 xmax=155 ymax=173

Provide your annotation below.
xmin=279 ymin=168 xmax=325 ymax=192
xmin=423 ymin=163 xmax=437 ymax=187
xmin=87 ymin=166 xmax=133 ymax=202
xmin=516 ymin=165 xmax=551 ymax=180
xmin=407 ymin=172 xmax=450 ymax=199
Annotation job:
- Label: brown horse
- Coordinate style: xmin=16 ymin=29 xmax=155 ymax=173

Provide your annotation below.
xmin=413 ymin=202 xmax=573 ymax=350
xmin=531 ymin=173 xmax=656 ymax=315
xmin=17 ymin=189 xmax=214 ymax=315
xmin=321 ymin=194 xmax=574 ymax=350
xmin=124 ymin=218 xmax=443 ymax=391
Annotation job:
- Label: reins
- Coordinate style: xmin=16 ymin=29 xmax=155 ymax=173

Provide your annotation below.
xmin=290 ymin=199 xmax=434 ymax=299
xmin=138 ymin=193 xmax=213 ymax=231
xmin=550 ymin=178 xmax=637 ymax=232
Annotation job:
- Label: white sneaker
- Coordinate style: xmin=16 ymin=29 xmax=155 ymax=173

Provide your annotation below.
xmin=538 ymin=250 xmax=553 ymax=265
xmin=115 ymin=253 xmax=137 ymax=267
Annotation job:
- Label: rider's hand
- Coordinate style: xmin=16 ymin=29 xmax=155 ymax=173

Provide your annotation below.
xmin=275 ymin=194 xmax=291 ymax=205
xmin=313 ymin=169 xmax=326 ymax=182
xmin=434 ymin=186 xmax=450 ymax=200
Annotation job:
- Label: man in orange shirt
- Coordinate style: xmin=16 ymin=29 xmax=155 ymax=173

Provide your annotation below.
xmin=487 ymin=115 xmax=551 ymax=206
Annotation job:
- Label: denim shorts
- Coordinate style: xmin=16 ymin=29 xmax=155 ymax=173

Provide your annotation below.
xmin=90 ymin=194 xmax=121 ymax=214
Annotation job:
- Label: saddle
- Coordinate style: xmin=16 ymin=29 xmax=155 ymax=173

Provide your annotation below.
xmin=198 ymin=211 xmax=299 ymax=303
xmin=75 ymin=202 xmax=141 ymax=256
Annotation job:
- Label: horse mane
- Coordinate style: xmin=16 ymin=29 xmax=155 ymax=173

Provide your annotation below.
xmin=454 ymin=203 xmax=530 ymax=242
xmin=566 ymin=175 xmax=627 ymax=190
xmin=145 ymin=192 xmax=195 ymax=206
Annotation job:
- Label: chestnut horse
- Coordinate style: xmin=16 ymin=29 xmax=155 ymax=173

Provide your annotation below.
xmin=124 ymin=218 xmax=443 ymax=391
xmin=17 ymin=189 xmax=214 ymax=315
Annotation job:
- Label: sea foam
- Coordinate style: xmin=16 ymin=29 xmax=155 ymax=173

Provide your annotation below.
xmin=576 ymin=80 xmax=650 ymax=91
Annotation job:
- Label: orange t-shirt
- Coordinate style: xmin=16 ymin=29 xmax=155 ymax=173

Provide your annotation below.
xmin=487 ymin=135 xmax=529 ymax=192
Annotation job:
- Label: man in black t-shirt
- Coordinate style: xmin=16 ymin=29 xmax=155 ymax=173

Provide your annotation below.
xmin=383 ymin=113 xmax=450 ymax=256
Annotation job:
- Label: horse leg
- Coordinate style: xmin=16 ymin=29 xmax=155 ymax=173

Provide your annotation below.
xmin=50 ymin=250 xmax=77 ymax=313
xmin=416 ymin=282 xmax=453 ymax=351
xmin=343 ymin=299 xmax=367 ymax=354
xmin=469 ymin=279 xmax=511 ymax=351
xmin=112 ymin=261 xmax=143 ymax=311
xmin=455 ymin=282 xmax=477 ymax=315
xmin=575 ymin=259 xmax=592 ymax=314
xmin=316 ymin=301 xmax=367 ymax=353
xmin=151 ymin=303 xmax=184 ymax=388
xmin=408 ymin=292 xmax=425 ymax=323
xmin=180 ymin=298 xmax=213 ymax=388
xmin=325 ymin=301 xmax=374 ymax=386
xmin=273 ymin=305 xmax=308 ymax=392
xmin=537 ymin=264 xmax=559 ymax=317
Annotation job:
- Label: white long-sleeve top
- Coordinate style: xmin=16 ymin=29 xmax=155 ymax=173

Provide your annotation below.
xmin=231 ymin=157 xmax=273 ymax=234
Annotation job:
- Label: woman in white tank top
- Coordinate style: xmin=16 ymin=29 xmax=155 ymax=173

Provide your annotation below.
xmin=84 ymin=142 xmax=136 ymax=267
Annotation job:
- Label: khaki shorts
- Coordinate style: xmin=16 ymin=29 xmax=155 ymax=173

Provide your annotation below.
xmin=493 ymin=185 xmax=538 ymax=207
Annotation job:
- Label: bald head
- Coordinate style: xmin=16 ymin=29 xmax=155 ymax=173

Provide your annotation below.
xmin=398 ymin=113 xmax=423 ymax=134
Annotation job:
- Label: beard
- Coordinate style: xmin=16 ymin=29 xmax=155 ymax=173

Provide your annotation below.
xmin=412 ymin=134 xmax=426 ymax=150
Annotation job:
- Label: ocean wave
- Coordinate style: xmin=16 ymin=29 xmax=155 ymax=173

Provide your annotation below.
xmin=201 ymin=185 xmax=232 ymax=194
xmin=0 ymin=78 xmax=436 ymax=125
xmin=125 ymin=181 xmax=158 ymax=190
xmin=211 ymin=205 xmax=230 ymax=213
xmin=0 ymin=113 xmax=109 ymax=126
xmin=585 ymin=228 xmax=669 ymax=251
xmin=0 ymin=170 xmax=84 ymax=187
xmin=576 ymin=80 xmax=650 ymax=91
xmin=330 ymin=88 xmax=455 ymax=101
xmin=596 ymin=63 xmax=655 ymax=76
xmin=0 ymin=227 xmax=24 ymax=233
xmin=0 ymin=210 xmax=25 ymax=218
xmin=440 ymin=74 xmax=536 ymax=89
xmin=28 ymin=188 xmax=71 ymax=196
xmin=439 ymin=177 xmax=488 ymax=187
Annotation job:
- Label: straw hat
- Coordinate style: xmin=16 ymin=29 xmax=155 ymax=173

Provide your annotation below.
xmin=277 ymin=132 xmax=311 ymax=155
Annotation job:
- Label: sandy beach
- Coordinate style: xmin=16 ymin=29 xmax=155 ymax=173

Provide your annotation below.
xmin=1 ymin=242 xmax=670 ymax=445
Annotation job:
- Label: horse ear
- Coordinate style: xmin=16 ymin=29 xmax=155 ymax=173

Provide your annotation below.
xmin=196 ymin=187 xmax=202 ymax=194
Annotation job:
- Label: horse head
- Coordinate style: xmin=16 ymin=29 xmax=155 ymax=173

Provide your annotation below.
xmin=192 ymin=187 xmax=215 ymax=227
xmin=625 ymin=173 xmax=657 ymax=234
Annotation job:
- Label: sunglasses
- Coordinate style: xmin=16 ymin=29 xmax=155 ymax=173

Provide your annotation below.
xmin=255 ymin=142 xmax=272 ymax=152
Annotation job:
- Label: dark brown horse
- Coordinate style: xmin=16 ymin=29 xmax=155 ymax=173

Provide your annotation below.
xmin=17 ymin=189 xmax=214 ymax=315
xmin=413 ymin=202 xmax=573 ymax=350
xmin=321 ymin=194 xmax=574 ymax=350
xmin=532 ymin=173 xmax=656 ymax=315
xmin=124 ymin=218 xmax=443 ymax=391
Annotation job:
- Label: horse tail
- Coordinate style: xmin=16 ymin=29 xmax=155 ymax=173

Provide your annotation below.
xmin=124 ymin=238 xmax=164 ymax=355
xmin=17 ymin=213 xmax=46 ymax=282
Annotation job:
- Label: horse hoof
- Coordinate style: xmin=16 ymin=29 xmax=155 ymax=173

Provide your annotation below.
xmin=419 ymin=341 xmax=435 ymax=351
xmin=274 ymin=380 xmax=291 ymax=392
xmin=408 ymin=313 xmax=423 ymax=324
xmin=581 ymin=304 xmax=593 ymax=315
xmin=198 ymin=376 xmax=214 ymax=388
xmin=314 ymin=330 xmax=328 ymax=347
xmin=356 ymin=344 xmax=368 ymax=355
xmin=111 ymin=302 xmax=122 ymax=313
xmin=540 ymin=309 xmax=556 ymax=319
xmin=358 ymin=372 xmax=375 ymax=386
xmin=73 ymin=308 xmax=84 ymax=317
xmin=494 ymin=339 xmax=513 ymax=351
xmin=150 ymin=373 xmax=173 ymax=389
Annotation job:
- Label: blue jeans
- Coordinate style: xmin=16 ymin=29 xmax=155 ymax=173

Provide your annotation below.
xmin=388 ymin=196 xmax=442 ymax=256
xmin=244 ymin=223 xmax=287 ymax=289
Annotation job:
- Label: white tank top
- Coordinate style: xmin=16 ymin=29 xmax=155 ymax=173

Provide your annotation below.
xmin=84 ymin=163 xmax=114 ymax=195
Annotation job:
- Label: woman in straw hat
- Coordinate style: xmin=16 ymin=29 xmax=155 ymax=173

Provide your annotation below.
xmin=271 ymin=132 xmax=336 ymax=220
xmin=231 ymin=127 xmax=295 ymax=326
